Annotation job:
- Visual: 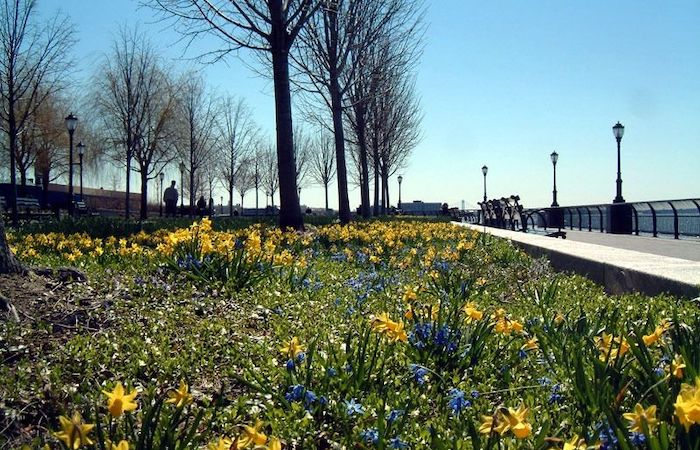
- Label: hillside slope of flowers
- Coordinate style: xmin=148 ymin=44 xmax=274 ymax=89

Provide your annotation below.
xmin=2 ymin=219 xmax=699 ymax=449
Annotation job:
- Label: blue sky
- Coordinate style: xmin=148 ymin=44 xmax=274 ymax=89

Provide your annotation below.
xmin=43 ymin=0 xmax=699 ymax=209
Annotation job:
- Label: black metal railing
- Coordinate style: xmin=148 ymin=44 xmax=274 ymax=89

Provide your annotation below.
xmin=518 ymin=198 xmax=700 ymax=239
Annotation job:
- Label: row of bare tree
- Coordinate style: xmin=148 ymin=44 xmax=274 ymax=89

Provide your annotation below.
xmin=148 ymin=0 xmax=424 ymax=228
xmin=2 ymin=0 xmax=423 ymax=231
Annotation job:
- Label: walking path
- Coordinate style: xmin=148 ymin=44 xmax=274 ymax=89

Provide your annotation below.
xmin=458 ymin=223 xmax=700 ymax=298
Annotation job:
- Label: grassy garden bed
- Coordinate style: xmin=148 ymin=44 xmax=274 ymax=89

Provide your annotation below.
xmin=1 ymin=218 xmax=699 ymax=449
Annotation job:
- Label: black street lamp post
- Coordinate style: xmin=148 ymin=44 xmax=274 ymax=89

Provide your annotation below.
xmin=612 ymin=121 xmax=625 ymax=203
xmin=550 ymin=151 xmax=559 ymax=207
xmin=481 ymin=165 xmax=488 ymax=202
xmin=65 ymin=114 xmax=78 ymax=216
xmin=77 ymin=141 xmax=85 ymax=200
xmin=159 ymin=172 xmax=164 ymax=217
xmin=179 ymin=162 xmax=185 ymax=213
xmin=397 ymin=175 xmax=403 ymax=209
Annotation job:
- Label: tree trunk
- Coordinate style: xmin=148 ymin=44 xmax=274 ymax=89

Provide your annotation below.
xmin=0 ymin=217 xmax=25 ymax=274
xmin=125 ymin=155 xmax=131 ymax=218
xmin=140 ymin=171 xmax=149 ymax=220
xmin=229 ymin=185 xmax=234 ymax=218
xmin=372 ymin=130 xmax=380 ymax=217
xmin=324 ymin=182 xmax=329 ymax=211
xmin=356 ymin=108 xmax=370 ymax=219
xmin=270 ymin=29 xmax=303 ymax=230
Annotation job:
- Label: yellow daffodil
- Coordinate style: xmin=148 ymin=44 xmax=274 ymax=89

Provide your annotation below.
xmin=553 ymin=312 xmax=565 ymax=325
xmin=595 ymin=332 xmax=630 ymax=362
xmin=102 ymin=382 xmax=138 ymax=417
xmin=623 ymin=403 xmax=658 ymax=433
xmin=208 ymin=437 xmax=232 ymax=450
xmin=402 ymin=286 xmax=418 ymax=303
xmin=463 ymin=302 xmax=483 ymax=321
xmin=279 ymin=337 xmax=304 ymax=359
xmin=268 ymin=437 xmax=282 ymax=450
xmin=54 ymin=412 xmax=95 ymax=449
xmin=107 ymin=440 xmax=130 ymax=450
xmin=238 ymin=419 xmax=268 ymax=448
xmin=521 ymin=337 xmax=539 ymax=351
xmin=643 ymin=326 xmax=665 ymax=346
xmin=479 ymin=405 xmax=531 ymax=438
xmin=371 ymin=313 xmax=407 ymax=342
xmin=166 ymin=380 xmax=193 ymax=408
xmin=562 ymin=434 xmax=586 ymax=450
xmin=502 ymin=405 xmax=532 ymax=439
xmin=671 ymin=354 xmax=686 ymax=379
xmin=675 ymin=377 xmax=700 ymax=431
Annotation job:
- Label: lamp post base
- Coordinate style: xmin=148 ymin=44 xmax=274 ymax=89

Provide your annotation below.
xmin=608 ymin=203 xmax=633 ymax=234
xmin=547 ymin=207 xmax=564 ymax=229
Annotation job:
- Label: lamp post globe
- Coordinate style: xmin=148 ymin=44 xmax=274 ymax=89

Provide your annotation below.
xmin=65 ymin=114 xmax=78 ymax=215
xmin=612 ymin=122 xmax=625 ymax=203
xmin=550 ymin=151 xmax=559 ymax=207
xmin=481 ymin=165 xmax=488 ymax=203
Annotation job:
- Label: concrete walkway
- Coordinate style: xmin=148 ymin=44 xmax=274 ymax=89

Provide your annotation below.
xmin=549 ymin=229 xmax=700 ymax=262
xmin=458 ymin=223 xmax=700 ymax=298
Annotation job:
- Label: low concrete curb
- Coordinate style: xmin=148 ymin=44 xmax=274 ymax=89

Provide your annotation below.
xmin=457 ymin=223 xmax=700 ymax=298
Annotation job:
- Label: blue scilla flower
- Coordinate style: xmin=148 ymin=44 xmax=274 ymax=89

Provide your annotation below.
xmin=326 ymin=367 xmax=338 ymax=377
xmin=629 ymin=432 xmax=646 ymax=447
xmin=471 ymin=390 xmax=480 ymax=399
xmin=304 ymin=390 xmax=318 ymax=407
xmin=597 ymin=424 xmax=619 ymax=450
xmin=409 ymin=364 xmax=429 ymax=385
xmin=345 ymin=398 xmax=365 ymax=416
xmin=448 ymin=388 xmax=471 ymax=415
xmin=331 ymin=252 xmax=346 ymax=262
xmin=286 ymin=359 xmax=296 ymax=371
xmin=433 ymin=260 xmax=450 ymax=272
xmin=518 ymin=349 xmax=528 ymax=359
xmin=389 ymin=437 xmax=409 ymax=449
xmin=653 ymin=366 xmax=665 ymax=377
xmin=537 ymin=377 xmax=552 ymax=386
xmin=386 ymin=409 xmax=404 ymax=424
xmin=285 ymin=384 xmax=305 ymax=402
xmin=360 ymin=428 xmax=379 ymax=445
xmin=296 ymin=352 xmax=306 ymax=363
xmin=318 ymin=395 xmax=328 ymax=406
xmin=356 ymin=252 xmax=368 ymax=264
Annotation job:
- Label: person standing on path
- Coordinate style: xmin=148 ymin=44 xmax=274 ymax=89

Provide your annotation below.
xmin=163 ymin=181 xmax=179 ymax=217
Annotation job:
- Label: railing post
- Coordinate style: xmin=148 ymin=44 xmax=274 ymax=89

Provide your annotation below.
xmin=667 ymin=201 xmax=679 ymax=239
xmin=577 ymin=208 xmax=582 ymax=231
xmin=647 ymin=202 xmax=657 ymax=237
xmin=587 ymin=207 xmax=592 ymax=232
xmin=568 ymin=208 xmax=573 ymax=230
xmin=596 ymin=206 xmax=604 ymax=232
xmin=631 ymin=205 xmax=639 ymax=235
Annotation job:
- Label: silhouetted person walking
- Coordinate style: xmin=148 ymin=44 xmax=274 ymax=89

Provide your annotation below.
xmin=164 ymin=181 xmax=179 ymax=217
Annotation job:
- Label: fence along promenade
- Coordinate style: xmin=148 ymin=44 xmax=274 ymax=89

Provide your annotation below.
xmin=474 ymin=198 xmax=700 ymax=240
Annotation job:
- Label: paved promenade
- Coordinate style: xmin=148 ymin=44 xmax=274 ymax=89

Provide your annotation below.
xmin=458 ymin=223 xmax=700 ymax=298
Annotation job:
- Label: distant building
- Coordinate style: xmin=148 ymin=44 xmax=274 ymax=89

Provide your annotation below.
xmin=400 ymin=200 xmax=443 ymax=215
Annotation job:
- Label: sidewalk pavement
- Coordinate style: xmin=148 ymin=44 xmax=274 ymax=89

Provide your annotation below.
xmin=458 ymin=223 xmax=700 ymax=298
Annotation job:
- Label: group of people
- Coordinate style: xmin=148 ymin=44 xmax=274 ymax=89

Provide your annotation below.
xmin=162 ymin=181 xmax=213 ymax=217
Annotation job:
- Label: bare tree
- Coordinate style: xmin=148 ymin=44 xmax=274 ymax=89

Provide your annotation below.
xmin=371 ymin=71 xmax=422 ymax=214
xmin=310 ymin=132 xmax=335 ymax=210
xmin=217 ymin=95 xmax=257 ymax=217
xmin=0 ymin=0 xmax=72 ymax=232
xmin=147 ymin=0 xmax=321 ymax=230
xmin=234 ymin=157 xmax=255 ymax=211
xmin=294 ymin=125 xmax=312 ymax=191
xmin=260 ymin=144 xmax=279 ymax=207
xmin=293 ymin=0 xmax=413 ymax=222
xmin=93 ymin=28 xmax=179 ymax=219
xmin=175 ymin=73 xmax=219 ymax=213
